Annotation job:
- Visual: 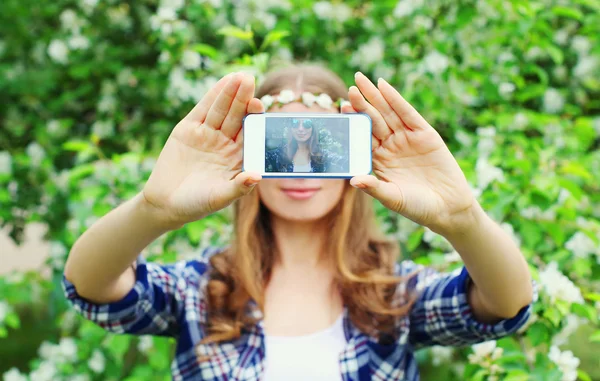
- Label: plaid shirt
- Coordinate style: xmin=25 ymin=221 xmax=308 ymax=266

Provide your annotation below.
xmin=62 ymin=246 xmax=535 ymax=381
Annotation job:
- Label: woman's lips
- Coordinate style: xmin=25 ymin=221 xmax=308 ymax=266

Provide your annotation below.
xmin=281 ymin=188 xmax=320 ymax=200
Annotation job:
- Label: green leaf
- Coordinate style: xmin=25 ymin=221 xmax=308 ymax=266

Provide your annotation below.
xmin=217 ymin=25 xmax=253 ymax=41
xmin=4 ymin=314 xmax=20 ymax=329
xmin=571 ymin=303 xmax=598 ymax=322
xmin=260 ymin=30 xmax=290 ymax=50
xmin=504 ymin=369 xmax=530 ymax=381
xmin=555 ymin=300 xmax=571 ymax=316
xmin=193 ymin=43 xmax=219 ymax=59
xmin=589 ymin=330 xmax=600 ymax=343
xmin=552 ymin=6 xmax=584 ymax=20
xmin=0 ymin=326 xmax=7 ymax=338
xmin=63 ymin=140 xmax=93 ymax=152
xmin=527 ymin=322 xmax=550 ymax=346
xmin=577 ymin=369 xmax=592 ymax=381
xmin=406 ymin=229 xmax=424 ymax=251
xmin=104 ymin=335 xmax=131 ymax=364
xmin=559 ymin=162 xmax=592 ymax=180
xmin=584 ymin=293 xmax=600 ymax=302
xmin=543 ymin=307 xmax=561 ymax=327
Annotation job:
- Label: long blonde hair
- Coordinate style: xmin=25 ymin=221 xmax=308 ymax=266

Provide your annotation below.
xmin=197 ymin=64 xmax=417 ymax=354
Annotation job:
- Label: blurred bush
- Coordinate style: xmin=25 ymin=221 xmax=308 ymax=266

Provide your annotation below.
xmin=1 ymin=0 xmax=599 ymax=380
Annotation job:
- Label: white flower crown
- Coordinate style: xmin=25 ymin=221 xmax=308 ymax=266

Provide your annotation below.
xmin=260 ymin=89 xmax=351 ymax=111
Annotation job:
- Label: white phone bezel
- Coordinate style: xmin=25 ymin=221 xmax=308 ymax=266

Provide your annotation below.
xmin=242 ymin=113 xmax=372 ymax=178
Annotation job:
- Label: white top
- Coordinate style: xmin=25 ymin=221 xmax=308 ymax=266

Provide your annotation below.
xmin=262 ymin=314 xmax=346 ymax=381
xmin=293 ymin=161 xmax=312 ymax=173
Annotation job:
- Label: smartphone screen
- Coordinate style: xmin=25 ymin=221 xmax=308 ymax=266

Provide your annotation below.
xmin=243 ymin=113 xmax=372 ymax=178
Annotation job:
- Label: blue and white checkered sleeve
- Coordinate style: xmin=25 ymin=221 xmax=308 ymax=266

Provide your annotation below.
xmin=61 ymin=253 xmax=209 ymax=337
xmin=402 ymin=261 xmax=537 ymax=349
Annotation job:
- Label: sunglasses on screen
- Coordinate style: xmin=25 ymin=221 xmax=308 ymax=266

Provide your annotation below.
xmin=291 ymin=119 xmax=314 ymax=129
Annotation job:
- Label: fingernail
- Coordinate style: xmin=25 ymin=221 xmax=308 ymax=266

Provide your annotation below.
xmin=355 ymin=71 xmax=362 ymax=78
xmin=244 ymin=179 xmax=259 ymax=187
xmin=352 ymin=182 xmax=367 ymax=189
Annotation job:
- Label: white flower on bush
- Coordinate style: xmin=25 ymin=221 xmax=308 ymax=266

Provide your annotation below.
xmin=0 ymin=151 xmax=12 ymax=175
xmin=430 ymin=346 xmax=453 ymax=366
xmin=520 ymin=206 xmax=555 ymax=221
xmin=277 ymin=90 xmax=296 ymax=104
xmin=29 ymin=361 xmax=56 ymax=381
xmin=313 ymin=2 xmax=352 ymax=23
xmin=59 ymin=338 xmax=78 ymax=363
xmin=573 ymin=56 xmax=598 ymax=79
xmin=0 ymin=300 xmax=10 ymax=324
xmin=60 ymin=9 xmax=84 ymax=33
xmin=181 ymin=50 xmax=202 ymax=70
xmin=315 ymin=93 xmax=333 ymax=109
xmin=47 ymin=40 xmax=69 ymax=64
xmin=161 ymin=0 xmax=185 ymax=11
xmin=549 ymin=346 xmax=580 ymax=381
xmin=443 ymin=250 xmax=462 ymax=263
xmin=26 ymin=142 xmax=45 ymax=167
xmin=468 ymin=340 xmax=503 ymax=364
xmin=423 ymin=228 xmax=453 ymax=251
xmin=138 ymin=336 xmax=154 ymax=354
xmin=475 ymin=158 xmax=505 ymax=189
xmin=150 ymin=7 xmax=178 ymax=32
xmin=552 ymin=314 xmax=584 ymax=347
xmin=571 ymin=35 xmax=590 ymax=56
xmin=499 ymin=82 xmax=515 ymax=97
xmin=49 ymin=242 xmax=68 ymax=269
xmin=423 ymin=51 xmax=449 ymax=74
xmin=88 ymin=350 xmax=106 ymax=373
xmin=565 ymin=231 xmax=598 ymax=260
xmin=539 ymin=262 xmax=583 ymax=304
xmin=542 ymin=88 xmax=565 ymax=114
xmin=3 ymin=367 xmax=28 ymax=381
xmin=413 ymin=15 xmax=433 ymax=30
xmin=80 ymin=0 xmax=99 ymax=14
xmin=68 ymin=375 xmax=90 ymax=381
xmin=92 ymin=120 xmax=115 ymax=138
xmin=350 ymin=37 xmax=385 ymax=68
xmin=394 ymin=0 xmax=424 ymax=18
xmin=67 ymin=35 xmax=90 ymax=50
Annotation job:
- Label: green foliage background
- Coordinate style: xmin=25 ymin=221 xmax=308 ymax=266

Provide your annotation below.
xmin=1 ymin=0 xmax=600 ymax=380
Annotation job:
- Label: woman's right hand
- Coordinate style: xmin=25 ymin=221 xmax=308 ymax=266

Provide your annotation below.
xmin=142 ymin=72 xmax=265 ymax=229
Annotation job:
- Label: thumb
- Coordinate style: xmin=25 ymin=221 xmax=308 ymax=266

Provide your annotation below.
xmin=349 ymin=175 xmax=403 ymax=212
xmin=228 ymin=171 xmax=262 ymax=198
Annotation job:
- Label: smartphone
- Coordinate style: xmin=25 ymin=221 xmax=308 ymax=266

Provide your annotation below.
xmin=243 ymin=113 xmax=372 ymax=178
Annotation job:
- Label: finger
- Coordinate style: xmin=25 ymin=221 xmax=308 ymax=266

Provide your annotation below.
xmin=211 ymin=171 xmax=262 ymax=211
xmin=221 ymin=74 xmax=255 ymax=138
xmin=234 ymin=98 xmax=264 ymax=142
xmin=355 ymin=72 xmax=404 ymax=133
xmin=349 ymin=175 xmax=404 ymax=212
xmin=247 ymin=97 xmax=265 ymax=114
xmin=232 ymin=171 xmax=262 ymax=196
xmin=341 ymin=102 xmax=381 ymax=150
xmin=204 ymin=73 xmax=244 ymax=129
xmin=341 ymin=103 xmax=356 ymax=114
xmin=184 ymin=73 xmax=234 ymax=124
xmin=348 ymin=85 xmax=391 ymax=142
xmin=377 ymin=78 xmax=429 ymax=131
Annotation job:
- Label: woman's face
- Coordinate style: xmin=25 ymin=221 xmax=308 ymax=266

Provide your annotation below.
xmin=291 ymin=119 xmax=313 ymax=143
xmin=258 ymin=100 xmax=346 ymax=222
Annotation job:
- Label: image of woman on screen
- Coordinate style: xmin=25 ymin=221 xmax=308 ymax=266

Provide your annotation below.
xmin=265 ymin=118 xmax=348 ymax=173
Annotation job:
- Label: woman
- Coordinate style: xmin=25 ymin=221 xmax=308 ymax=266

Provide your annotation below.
xmin=265 ymin=117 xmax=348 ymax=173
xmin=62 ymin=64 xmax=535 ymax=381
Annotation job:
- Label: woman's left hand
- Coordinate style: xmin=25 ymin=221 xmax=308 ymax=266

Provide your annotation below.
xmin=343 ymin=72 xmax=477 ymax=235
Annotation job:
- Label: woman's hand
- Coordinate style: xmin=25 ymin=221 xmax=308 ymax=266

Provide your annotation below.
xmin=343 ymin=72 xmax=477 ymax=235
xmin=142 ymin=72 xmax=265 ymax=228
